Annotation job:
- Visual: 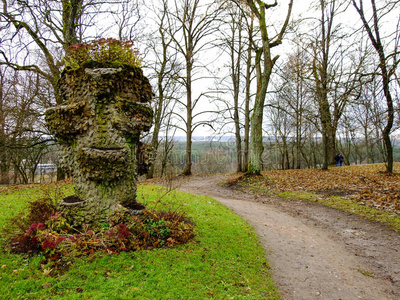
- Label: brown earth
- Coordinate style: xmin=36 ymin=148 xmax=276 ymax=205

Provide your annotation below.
xmin=160 ymin=174 xmax=400 ymax=300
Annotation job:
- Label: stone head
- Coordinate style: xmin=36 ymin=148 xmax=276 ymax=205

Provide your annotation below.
xmin=45 ymin=66 xmax=153 ymax=225
xmin=46 ymin=66 xmax=152 ymax=181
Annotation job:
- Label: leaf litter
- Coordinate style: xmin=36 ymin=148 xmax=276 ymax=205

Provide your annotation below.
xmin=228 ymin=163 xmax=400 ymax=215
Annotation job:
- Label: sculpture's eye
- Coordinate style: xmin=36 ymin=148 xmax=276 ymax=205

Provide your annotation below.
xmin=111 ymin=100 xmax=153 ymax=136
xmin=45 ymin=101 xmax=92 ymax=142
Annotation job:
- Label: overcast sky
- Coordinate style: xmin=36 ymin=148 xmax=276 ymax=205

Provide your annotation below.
xmin=145 ymin=0 xmax=398 ymax=138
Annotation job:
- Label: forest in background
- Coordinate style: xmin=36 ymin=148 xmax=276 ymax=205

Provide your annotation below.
xmin=4 ymin=138 xmax=400 ymax=184
xmin=1 ymin=0 xmax=399 ymax=183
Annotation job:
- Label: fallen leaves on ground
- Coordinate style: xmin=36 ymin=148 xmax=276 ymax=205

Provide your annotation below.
xmin=231 ymin=163 xmax=400 ymax=214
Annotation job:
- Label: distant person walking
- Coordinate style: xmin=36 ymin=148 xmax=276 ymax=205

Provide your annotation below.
xmin=335 ymin=153 xmax=344 ymax=167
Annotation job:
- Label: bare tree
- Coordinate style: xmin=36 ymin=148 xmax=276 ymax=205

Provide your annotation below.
xmin=1 ymin=0 xmax=80 ymax=101
xmin=273 ymin=46 xmax=313 ymax=169
xmin=239 ymin=0 xmax=293 ymax=175
xmin=0 ymin=67 xmax=49 ymax=183
xmin=166 ymin=0 xmax=222 ymax=175
xmin=302 ymin=0 xmax=364 ymax=170
xmin=242 ymin=13 xmax=255 ymax=172
xmin=112 ymin=0 xmax=143 ymax=41
xmin=145 ymin=0 xmax=183 ymax=179
xmin=228 ymin=5 xmax=245 ymax=172
xmin=213 ymin=3 xmax=250 ymax=172
xmin=0 ymin=66 xmax=11 ymax=183
xmin=352 ymin=0 xmax=400 ymax=173
xmin=0 ymin=0 xmax=133 ymax=104
xmin=350 ymin=74 xmax=386 ymax=164
xmin=269 ymin=104 xmax=293 ymax=169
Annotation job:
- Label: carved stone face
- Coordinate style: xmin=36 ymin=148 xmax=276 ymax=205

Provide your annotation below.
xmin=45 ymin=66 xmax=153 ymax=226
xmin=47 ymin=67 xmax=152 ymax=178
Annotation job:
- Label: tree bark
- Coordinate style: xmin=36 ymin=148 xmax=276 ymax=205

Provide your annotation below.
xmin=182 ymin=57 xmax=193 ymax=176
xmin=231 ymin=13 xmax=243 ymax=173
xmin=243 ymin=15 xmax=254 ymax=173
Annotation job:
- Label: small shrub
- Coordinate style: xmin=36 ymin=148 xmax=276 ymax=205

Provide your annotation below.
xmin=7 ymin=223 xmax=43 ymax=254
xmin=3 ymin=197 xmax=57 ymax=253
xmin=128 ymin=210 xmax=194 ymax=250
xmin=25 ymin=197 xmax=58 ymax=225
xmin=64 ymin=38 xmax=142 ymax=70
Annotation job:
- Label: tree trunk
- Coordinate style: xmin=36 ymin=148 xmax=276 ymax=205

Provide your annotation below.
xmin=233 ymin=47 xmax=242 ymax=172
xmin=243 ymin=18 xmax=253 ymax=172
xmin=245 ymin=0 xmax=292 ymax=175
xmin=234 ymin=120 xmax=242 ymax=172
xmin=182 ymin=59 xmax=192 ymax=176
xmin=248 ymin=105 xmax=264 ymax=175
xmin=379 ymin=52 xmax=394 ymax=173
xmin=229 ymin=11 xmax=243 ymax=173
xmin=295 ymin=89 xmax=302 ymax=169
xmin=247 ymin=42 xmax=273 ymax=175
xmin=146 ymin=71 xmax=165 ymax=179
xmin=329 ymin=126 xmax=337 ymax=165
xmin=0 ymin=147 xmax=9 ymax=184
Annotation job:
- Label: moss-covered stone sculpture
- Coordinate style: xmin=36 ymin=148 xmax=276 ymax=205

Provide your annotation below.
xmin=45 ymin=58 xmax=153 ymax=227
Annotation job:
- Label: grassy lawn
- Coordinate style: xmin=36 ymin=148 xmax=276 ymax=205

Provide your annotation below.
xmin=0 ymin=182 xmax=280 ymax=299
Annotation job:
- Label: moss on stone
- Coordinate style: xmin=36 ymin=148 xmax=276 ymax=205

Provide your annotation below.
xmin=46 ymin=62 xmax=153 ymax=227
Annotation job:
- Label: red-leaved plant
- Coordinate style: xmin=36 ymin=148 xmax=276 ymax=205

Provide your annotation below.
xmin=64 ymin=38 xmax=141 ymax=70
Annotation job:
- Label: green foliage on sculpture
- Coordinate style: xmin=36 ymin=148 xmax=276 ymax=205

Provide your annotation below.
xmin=64 ymin=38 xmax=142 ymax=70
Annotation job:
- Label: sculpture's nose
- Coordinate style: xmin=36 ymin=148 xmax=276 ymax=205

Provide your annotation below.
xmin=92 ymin=102 xmax=125 ymax=148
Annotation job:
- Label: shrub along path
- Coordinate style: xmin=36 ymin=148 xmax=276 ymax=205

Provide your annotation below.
xmin=170 ymin=174 xmax=400 ymax=300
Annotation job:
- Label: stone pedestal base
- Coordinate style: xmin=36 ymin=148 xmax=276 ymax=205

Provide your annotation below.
xmin=58 ymin=196 xmax=145 ymax=228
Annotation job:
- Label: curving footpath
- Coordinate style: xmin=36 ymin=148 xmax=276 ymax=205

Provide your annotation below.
xmin=175 ymin=174 xmax=400 ymax=300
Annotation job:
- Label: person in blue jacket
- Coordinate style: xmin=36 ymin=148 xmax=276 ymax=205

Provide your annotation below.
xmin=335 ymin=153 xmax=344 ymax=167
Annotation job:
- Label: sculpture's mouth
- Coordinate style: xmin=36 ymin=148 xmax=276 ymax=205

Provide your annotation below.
xmin=80 ymin=147 xmax=129 ymax=161
xmin=77 ymin=147 xmax=131 ymax=181
xmin=84 ymin=147 xmax=127 ymax=153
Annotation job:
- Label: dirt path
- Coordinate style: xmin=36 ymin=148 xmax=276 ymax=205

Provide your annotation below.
xmin=171 ymin=174 xmax=400 ymax=300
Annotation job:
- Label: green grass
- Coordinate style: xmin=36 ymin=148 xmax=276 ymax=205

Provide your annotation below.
xmin=0 ymin=183 xmax=280 ymax=299
xmin=278 ymin=191 xmax=400 ymax=232
xmin=357 ymin=268 xmax=375 ymax=278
